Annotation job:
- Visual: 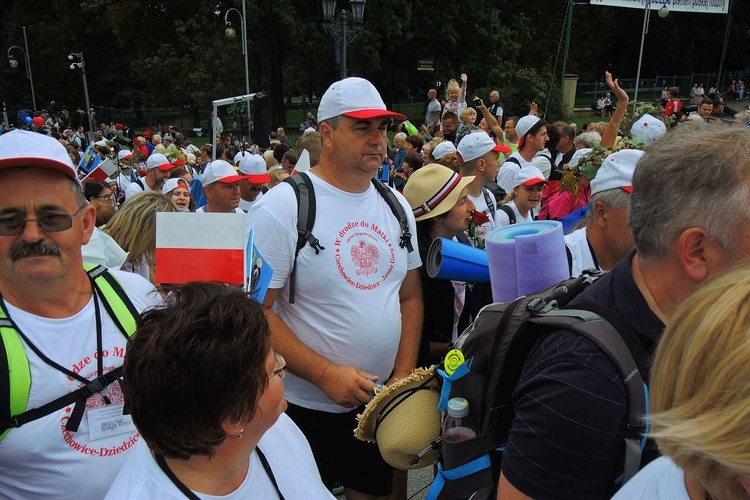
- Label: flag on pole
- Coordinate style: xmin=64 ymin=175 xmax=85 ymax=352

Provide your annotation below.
xmin=82 ymin=158 xmax=118 ymax=182
xmin=155 ymin=212 xmax=247 ymax=285
xmin=292 ymin=149 xmax=311 ymax=175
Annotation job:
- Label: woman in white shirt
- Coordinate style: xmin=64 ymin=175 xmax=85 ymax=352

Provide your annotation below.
xmin=614 ymin=268 xmax=750 ymax=500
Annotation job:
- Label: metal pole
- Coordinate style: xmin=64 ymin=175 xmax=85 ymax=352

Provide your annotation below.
xmin=22 ymin=27 xmax=36 ymax=112
xmin=561 ymin=0 xmax=574 ymax=96
xmin=79 ymin=54 xmax=94 ymax=135
xmin=717 ymin=0 xmax=733 ymax=91
xmin=241 ymin=0 xmax=252 ymax=144
xmin=633 ymin=0 xmax=651 ymax=104
xmin=340 ymin=10 xmax=348 ymax=80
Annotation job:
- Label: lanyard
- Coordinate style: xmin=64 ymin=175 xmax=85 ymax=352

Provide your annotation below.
xmin=4 ymin=291 xmax=106 ymax=386
xmin=155 ymin=447 xmax=286 ymax=500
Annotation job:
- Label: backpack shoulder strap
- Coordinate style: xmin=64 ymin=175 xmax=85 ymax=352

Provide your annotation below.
xmin=481 ymin=188 xmax=496 ymax=219
xmin=504 ymin=156 xmax=521 ymax=167
xmin=371 ymin=179 xmax=414 ymax=253
xmin=499 ymin=204 xmax=516 ymax=225
xmin=134 ymin=178 xmax=144 ymax=190
xmin=282 ymin=173 xmax=324 ymax=304
xmin=0 ymin=265 xmax=140 ymax=439
xmin=528 ymin=310 xmax=648 ymax=484
xmin=0 ymin=305 xmax=30 ymax=441
xmin=84 ymin=263 xmax=139 ymax=338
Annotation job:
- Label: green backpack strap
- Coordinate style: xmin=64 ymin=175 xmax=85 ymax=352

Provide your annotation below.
xmin=0 ymin=306 xmax=31 ymax=441
xmin=84 ymin=262 xmax=139 ymax=338
xmin=0 ymin=264 xmax=139 ymax=440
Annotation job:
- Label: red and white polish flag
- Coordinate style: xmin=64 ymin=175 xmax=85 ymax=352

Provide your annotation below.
xmin=83 ymin=158 xmax=118 ymax=183
xmin=155 ymin=212 xmax=247 ymax=285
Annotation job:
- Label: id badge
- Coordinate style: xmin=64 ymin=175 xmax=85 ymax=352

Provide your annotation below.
xmin=87 ymin=404 xmax=136 ymax=441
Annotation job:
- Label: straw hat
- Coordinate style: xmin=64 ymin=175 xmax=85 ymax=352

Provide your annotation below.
xmin=354 ymin=367 xmax=442 ymax=470
xmin=403 ymin=164 xmax=475 ymax=222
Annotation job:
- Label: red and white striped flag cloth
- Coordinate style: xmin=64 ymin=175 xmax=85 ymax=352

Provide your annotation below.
xmin=155 ymin=212 xmax=247 ymax=284
xmin=82 ymin=158 xmax=118 ymax=182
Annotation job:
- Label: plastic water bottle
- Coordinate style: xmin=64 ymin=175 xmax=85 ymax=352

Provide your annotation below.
xmin=443 ymin=397 xmax=477 ymax=443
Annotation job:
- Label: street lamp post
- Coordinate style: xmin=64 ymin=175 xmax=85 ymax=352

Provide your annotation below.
xmin=633 ymin=0 xmax=653 ymax=104
xmin=7 ymin=26 xmax=37 ymax=112
xmin=68 ymin=52 xmax=94 ymax=135
xmin=224 ymin=0 xmax=252 ymax=143
xmin=322 ymin=0 xmax=366 ymax=80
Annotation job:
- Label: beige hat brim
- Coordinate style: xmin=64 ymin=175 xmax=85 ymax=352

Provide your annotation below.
xmin=354 ymin=367 xmax=442 ymax=470
xmin=414 ymin=175 xmax=475 ymax=222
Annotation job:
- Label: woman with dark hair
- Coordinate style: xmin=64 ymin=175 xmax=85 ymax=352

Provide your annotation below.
xmin=106 ymin=282 xmax=332 ymax=499
xmin=392 ymin=152 xmax=424 ymax=189
xmin=83 ymin=180 xmax=114 ymax=206
xmin=403 ymin=164 xmax=476 ymax=366
xmin=532 ymin=124 xmax=561 ymax=180
xmin=404 ymin=134 xmax=424 ymax=156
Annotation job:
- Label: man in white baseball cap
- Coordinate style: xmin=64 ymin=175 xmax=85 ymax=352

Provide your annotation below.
xmin=236 ymin=153 xmax=270 ymax=211
xmin=248 ymin=76 xmax=421 ymax=499
xmin=0 ymin=129 xmax=160 ymax=498
xmin=123 ymin=152 xmax=175 ymax=201
xmin=496 ymin=115 xmax=548 ymax=195
xmin=564 ymin=149 xmax=642 ymax=277
xmin=197 ymin=160 xmax=246 ymax=213
xmin=457 ymin=132 xmax=507 ymax=239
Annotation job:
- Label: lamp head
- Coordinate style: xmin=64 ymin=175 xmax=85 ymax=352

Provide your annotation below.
xmin=658 ymin=5 xmax=669 ymax=17
xmin=68 ymin=54 xmax=74 ymax=61
xmin=225 ymin=26 xmax=236 ymax=39
xmin=8 ymin=57 xmax=18 ymax=69
xmin=70 ymin=63 xmax=76 ymax=70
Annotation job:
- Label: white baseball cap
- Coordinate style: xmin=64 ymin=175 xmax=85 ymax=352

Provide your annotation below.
xmin=0 ymin=129 xmax=80 ymax=185
xmin=590 ymin=149 xmax=643 ymax=195
xmin=630 ymin=115 xmax=667 ymax=146
xmin=317 ymin=77 xmax=407 ymax=122
xmin=515 ymin=115 xmax=542 ymax=148
xmin=513 ymin=166 xmax=547 ymax=188
xmin=237 ymin=154 xmax=271 ymax=184
xmin=161 ymin=177 xmax=191 ymax=195
xmin=117 ymin=149 xmax=133 ymax=161
xmin=202 ymin=160 xmax=245 ymax=186
xmin=431 ymin=141 xmax=456 ymax=160
xmin=146 ymin=153 xmax=175 ymax=171
xmin=569 ymin=148 xmax=592 ymax=168
xmin=456 ymin=132 xmax=505 ymax=163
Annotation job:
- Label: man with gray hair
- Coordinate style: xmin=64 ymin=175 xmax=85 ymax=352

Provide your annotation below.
xmin=565 ymin=148 xmax=640 ymax=277
xmin=496 ymin=123 xmax=750 ymax=499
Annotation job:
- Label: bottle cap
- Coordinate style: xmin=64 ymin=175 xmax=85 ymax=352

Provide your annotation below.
xmin=447 ymin=397 xmax=470 ymax=418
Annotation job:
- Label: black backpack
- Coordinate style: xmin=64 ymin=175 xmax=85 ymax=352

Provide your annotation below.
xmin=426 ymin=274 xmax=649 ymax=500
xmin=282 ymin=172 xmax=415 ymax=303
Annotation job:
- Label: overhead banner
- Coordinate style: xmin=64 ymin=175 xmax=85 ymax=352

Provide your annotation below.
xmin=589 ymin=0 xmax=728 ymax=14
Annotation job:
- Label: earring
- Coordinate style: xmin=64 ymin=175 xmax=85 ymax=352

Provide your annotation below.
xmin=238 ymin=428 xmax=244 ymax=439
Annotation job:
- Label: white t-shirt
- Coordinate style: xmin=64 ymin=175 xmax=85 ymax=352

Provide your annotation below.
xmin=564 ymin=226 xmax=601 ymax=277
xmin=496 ymin=152 xmax=535 ymax=194
xmin=532 ymin=151 xmax=553 ymax=180
xmin=0 ymin=270 xmax=161 ymax=499
xmin=248 ymin=173 xmax=421 ymax=413
xmin=612 ymin=457 xmax=690 ymax=500
xmin=467 ymin=188 xmax=497 ymax=247
xmin=105 ymin=413 xmax=334 ymax=500
xmin=124 ymin=178 xmax=153 ymax=201
xmin=494 ymin=200 xmax=538 ymax=227
xmin=196 ymin=206 xmax=246 ymax=214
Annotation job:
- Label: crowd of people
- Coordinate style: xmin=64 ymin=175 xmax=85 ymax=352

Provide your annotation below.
xmin=2 ymin=70 xmax=750 ymax=500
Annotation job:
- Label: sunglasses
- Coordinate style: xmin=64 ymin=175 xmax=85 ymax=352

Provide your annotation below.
xmin=0 ymin=205 xmax=85 ymax=237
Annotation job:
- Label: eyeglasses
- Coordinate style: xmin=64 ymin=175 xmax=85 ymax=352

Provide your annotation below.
xmin=269 ymin=353 xmax=287 ymax=380
xmin=96 ymin=194 xmax=114 ymax=202
xmin=0 ymin=205 xmax=86 ymax=236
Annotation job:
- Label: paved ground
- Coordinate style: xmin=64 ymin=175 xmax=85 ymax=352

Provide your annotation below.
xmin=335 ymin=466 xmax=434 ymax=500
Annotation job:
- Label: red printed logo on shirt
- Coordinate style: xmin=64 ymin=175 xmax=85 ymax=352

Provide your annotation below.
xmin=334 ymin=220 xmax=396 ymax=290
